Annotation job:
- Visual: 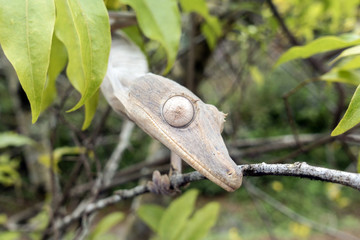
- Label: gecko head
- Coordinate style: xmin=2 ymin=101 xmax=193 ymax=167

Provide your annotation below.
xmin=127 ymin=74 xmax=242 ymax=192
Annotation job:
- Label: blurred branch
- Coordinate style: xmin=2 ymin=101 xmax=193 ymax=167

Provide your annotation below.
xmin=54 ymin=185 xmax=148 ymax=231
xmin=230 ymin=133 xmax=324 ymax=148
xmin=244 ymin=181 xmax=360 ymax=240
xmin=231 ymin=133 xmax=326 ymax=159
xmin=103 ymin=120 xmax=135 ymax=186
xmin=282 ymin=78 xmax=320 ymax=150
xmin=109 ymin=11 xmax=137 ymax=31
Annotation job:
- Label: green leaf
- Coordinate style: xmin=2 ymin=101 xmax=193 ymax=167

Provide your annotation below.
xmin=123 ymin=25 xmax=146 ymax=52
xmin=178 ymin=202 xmax=220 ymax=240
xmin=105 ymin=0 xmax=121 ymax=10
xmin=180 ymin=0 xmax=221 ymax=49
xmin=0 ymin=232 xmax=20 ymax=240
xmin=137 ymin=204 xmax=165 ymax=233
xmin=29 ymin=206 xmax=50 ymax=231
xmin=89 ymin=212 xmax=124 ymax=240
xmin=121 ymin=0 xmax=181 ymax=74
xmin=320 ymin=69 xmax=360 ymax=85
xmin=200 ymin=20 xmax=221 ymax=50
xmin=332 ymin=45 xmax=360 ymax=63
xmin=339 ymin=55 xmax=360 ymax=70
xmin=0 ymin=0 xmax=55 ymax=123
xmin=179 ymin=0 xmax=208 ymax=16
xmin=179 ymin=0 xmax=221 ymax=33
xmin=82 ymin=89 xmax=99 ymax=130
xmin=0 ymin=155 xmax=20 ymax=186
xmin=0 ymin=132 xmax=34 ymax=149
xmin=54 ymin=0 xmax=111 ymax=113
xmin=42 ymin=33 xmax=68 ymax=112
xmin=0 ymin=214 xmax=7 ymax=225
xmin=332 ymin=83 xmax=360 ymax=136
xmin=38 ymin=146 xmax=86 ymax=172
xmin=357 ymin=151 xmax=360 ymax=173
xmin=158 ymin=189 xmax=198 ymax=240
xmin=249 ymin=66 xmax=264 ymax=86
xmin=275 ymin=36 xmax=360 ymax=68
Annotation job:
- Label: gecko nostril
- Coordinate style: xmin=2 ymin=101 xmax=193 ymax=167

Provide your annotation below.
xmin=162 ymin=96 xmax=195 ymax=128
xmin=226 ymin=169 xmax=239 ymax=179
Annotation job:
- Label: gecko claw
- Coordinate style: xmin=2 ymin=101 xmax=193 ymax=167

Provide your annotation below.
xmin=147 ymin=170 xmax=180 ymax=196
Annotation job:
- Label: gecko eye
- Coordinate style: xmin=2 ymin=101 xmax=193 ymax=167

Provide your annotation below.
xmin=162 ymin=96 xmax=195 ymax=128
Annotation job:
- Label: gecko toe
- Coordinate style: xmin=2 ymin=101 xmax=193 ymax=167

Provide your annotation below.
xmin=147 ymin=170 xmax=180 ymax=196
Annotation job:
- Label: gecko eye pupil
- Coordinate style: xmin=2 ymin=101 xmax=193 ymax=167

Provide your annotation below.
xmin=162 ymin=96 xmax=195 ymax=128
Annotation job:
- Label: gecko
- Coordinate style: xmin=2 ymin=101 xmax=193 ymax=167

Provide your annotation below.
xmin=101 ymin=33 xmax=242 ymax=193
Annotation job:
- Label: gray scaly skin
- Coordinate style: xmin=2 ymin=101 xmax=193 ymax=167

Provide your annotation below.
xmin=101 ymin=34 xmax=242 ymax=192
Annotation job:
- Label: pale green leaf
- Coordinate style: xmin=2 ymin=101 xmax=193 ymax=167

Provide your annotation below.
xmin=0 ymin=214 xmax=7 ymax=225
xmin=0 ymin=132 xmax=34 ymax=148
xmin=82 ymin=89 xmax=99 ymax=130
xmin=320 ymin=69 xmax=360 ymax=85
xmin=201 ymin=23 xmax=216 ymax=50
xmin=332 ymin=84 xmax=360 ymax=136
xmin=38 ymin=146 xmax=86 ymax=172
xmin=89 ymin=212 xmax=124 ymax=240
xmin=332 ymin=45 xmax=360 ymax=64
xmin=0 ymin=232 xmax=20 ymax=240
xmin=0 ymin=155 xmax=20 ymax=186
xmin=121 ymin=0 xmax=181 ymax=73
xmin=200 ymin=19 xmax=221 ymax=50
xmin=179 ymin=0 xmax=221 ymax=34
xmin=105 ymin=0 xmax=121 ymax=10
xmin=275 ymin=36 xmax=360 ymax=68
xmin=339 ymin=55 xmax=360 ymax=70
xmin=0 ymin=0 xmax=55 ymax=123
xmin=42 ymin=33 xmax=68 ymax=112
xmin=249 ymin=66 xmax=264 ymax=86
xmin=178 ymin=202 xmax=220 ymax=240
xmin=54 ymin=0 xmax=111 ymax=114
xmin=159 ymin=189 xmax=198 ymax=240
xmin=137 ymin=204 xmax=165 ymax=233
xmin=180 ymin=0 xmax=208 ymax=16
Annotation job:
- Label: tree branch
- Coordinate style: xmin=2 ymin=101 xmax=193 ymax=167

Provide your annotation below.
xmin=241 ymin=162 xmax=360 ymax=190
xmin=52 ymin=162 xmax=360 ymax=232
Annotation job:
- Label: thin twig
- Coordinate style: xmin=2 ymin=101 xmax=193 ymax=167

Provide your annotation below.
xmin=271 ymin=135 xmax=336 ymax=163
xmin=282 ymin=78 xmax=320 ymax=149
xmin=245 ymin=184 xmax=278 ymax=240
xmin=245 ymin=181 xmax=360 ymax=240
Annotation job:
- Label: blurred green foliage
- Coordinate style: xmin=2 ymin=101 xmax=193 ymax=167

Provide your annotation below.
xmin=137 ymin=189 xmax=220 ymax=240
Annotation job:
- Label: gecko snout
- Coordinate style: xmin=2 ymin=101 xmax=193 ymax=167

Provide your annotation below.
xmin=224 ymin=166 xmax=243 ymax=191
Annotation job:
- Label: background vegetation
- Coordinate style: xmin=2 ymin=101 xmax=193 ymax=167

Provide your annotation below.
xmin=1 ymin=0 xmax=360 ymax=239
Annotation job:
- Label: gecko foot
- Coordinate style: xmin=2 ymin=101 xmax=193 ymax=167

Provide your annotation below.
xmin=147 ymin=170 xmax=180 ymax=196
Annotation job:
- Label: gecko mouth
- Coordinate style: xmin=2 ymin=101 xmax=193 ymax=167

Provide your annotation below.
xmin=185 ymin=154 xmax=242 ymax=192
